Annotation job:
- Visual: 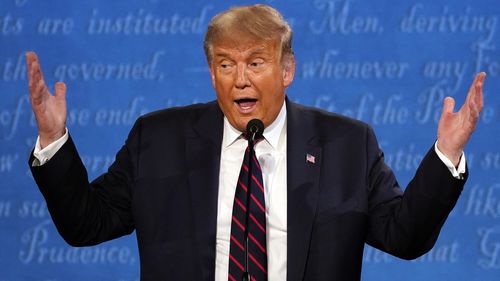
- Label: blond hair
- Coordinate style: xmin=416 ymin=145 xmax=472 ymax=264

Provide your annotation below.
xmin=203 ymin=4 xmax=293 ymax=64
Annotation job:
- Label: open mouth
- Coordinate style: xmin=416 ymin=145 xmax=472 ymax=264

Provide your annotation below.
xmin=235 ymin=98 xmax=257 ymax=112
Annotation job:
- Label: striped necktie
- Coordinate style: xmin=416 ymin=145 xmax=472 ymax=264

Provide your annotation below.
xmin=228 ymin=138 xmax=267 ymax=281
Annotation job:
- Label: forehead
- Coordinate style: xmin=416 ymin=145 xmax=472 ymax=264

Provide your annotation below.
xmin=211 ymin=36 xmax=280 ymax=59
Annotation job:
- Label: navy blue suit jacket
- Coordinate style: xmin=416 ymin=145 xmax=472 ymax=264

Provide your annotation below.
xmin=30 ymin=100 xmax=466 ymax=281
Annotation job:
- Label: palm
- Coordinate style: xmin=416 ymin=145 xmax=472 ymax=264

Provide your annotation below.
xmin=437 ymin=72 xmax=486 ymax=165
xmin=26 ymin=52 xmax=67 ymax=148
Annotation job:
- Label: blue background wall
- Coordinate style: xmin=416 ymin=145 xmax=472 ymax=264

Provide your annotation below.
xmin=1 ymin=0 xmax=499 ymax=280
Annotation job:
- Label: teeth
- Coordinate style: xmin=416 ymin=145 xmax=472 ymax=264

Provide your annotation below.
xmin=235 ymin=99 xmax=256 ymax=111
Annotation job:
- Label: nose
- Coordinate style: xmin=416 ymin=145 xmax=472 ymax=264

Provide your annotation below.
xmin=235 ymin=63 xmax=250 ymax=89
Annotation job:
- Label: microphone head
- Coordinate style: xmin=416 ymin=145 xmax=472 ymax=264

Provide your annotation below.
xmin=246 ymin=119 xmax=264 ymax=141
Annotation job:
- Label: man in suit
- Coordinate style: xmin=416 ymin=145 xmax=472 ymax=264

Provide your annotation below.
xmin=26 ymin=4 xmax=486 ymax=281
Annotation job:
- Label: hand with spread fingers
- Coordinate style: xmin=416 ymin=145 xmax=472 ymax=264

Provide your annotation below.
xmin=26 ymin=51 xmax=67 ymax=149
xmin=437 ymin=72 xmax=486 ymax=167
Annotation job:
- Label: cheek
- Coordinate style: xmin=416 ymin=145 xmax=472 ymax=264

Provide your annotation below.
xmin=215 ymin=82 xmax=231 ymax=101
xmin=217 ymin=93 xmax=233 ymax=111
xmin=219 ymin=79 xmax=236 ymax=95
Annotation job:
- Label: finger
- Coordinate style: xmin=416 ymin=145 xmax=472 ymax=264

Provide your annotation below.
xmin=54 ymin=82 xmax=67 ymax=99
xmin=469 ymin=75 xmax=484 ymax=121
xmin=26 ymin=52 xmax=43 ymax=83
xmin=25 ymin=51 xmax=37 ymax=61
xmin=466 ymin=73 xmax=486 ymax=129
xmin=25 ymin=51 xmax=37 ymax=76
xmin=467 ymin=98 xmax=480 ymax=132
xmin=28 ymin=52 xmax=47 ymax=92
xmin=465 ymin=73 xmax=480 ymax=107
xmin=29 ymin=61 xmax=41 ymax=93
xmin=28 ymin=61 xmax=42 ymax=102
xmin=474 ymin=72 xmax=486 ymax=111
xmin=26 ymin=52 xmax=37 ymax=92
xmin=29 ymin=60 xmax=43 ymax=93
xmin=31 ymin=58 xmax=45 ymax=86
xmin=473 ymin=82 xmax=483 ymax=113
xmin=469 ymin=97 xmax=479 ymax=119
xmin=443 ymin=96 xmax=455 ymax=114
xmin=30 ymin=62 xmax=47 ymax=103
xmin=464 ymin=72 xmax=486 ymax=117
xmin=32 ymin=77 xmax=48 ymax=105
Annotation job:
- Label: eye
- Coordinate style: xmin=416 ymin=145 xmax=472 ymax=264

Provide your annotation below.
xmin=220 ymin=60 xmax=234 ymax=68
xmin=218 ymin=60 xmax=234 ymax=73
xmin=249 ymin=59 xmax=265 ymax=68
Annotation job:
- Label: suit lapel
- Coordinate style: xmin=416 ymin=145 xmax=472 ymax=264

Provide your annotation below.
xmin=185 ymin=102 xmax=224 ymax=281
xmin=286 ymin=100 xmax=322 ymax=281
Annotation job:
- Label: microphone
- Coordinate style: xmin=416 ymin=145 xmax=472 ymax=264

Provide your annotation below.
xmin=242 ymin=119 xmax=264 ymax=281
xmin=246 ymin=119 xmax=264 ymax=142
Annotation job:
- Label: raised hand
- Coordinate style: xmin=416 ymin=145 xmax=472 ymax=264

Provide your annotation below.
xmin=437 ymin=72 xmax=486 ymax=166
xmin=26 ymin=51 xmax=67 ymax=149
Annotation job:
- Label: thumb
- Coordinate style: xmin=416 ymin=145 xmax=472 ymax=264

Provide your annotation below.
xmin=443 ymin=96 xmax=455 ymax=114
xmin=54 ymin=82 xmax=67 ymax=99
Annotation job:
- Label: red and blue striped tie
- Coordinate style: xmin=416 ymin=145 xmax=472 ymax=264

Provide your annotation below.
xmin=228 ymin=140 xmax=267 ymax=281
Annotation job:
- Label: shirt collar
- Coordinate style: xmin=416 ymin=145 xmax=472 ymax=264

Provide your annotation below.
xmin=222 ymin=101 xmax=287 ymax=149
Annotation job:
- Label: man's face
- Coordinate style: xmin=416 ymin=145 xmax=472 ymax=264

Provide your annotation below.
xmin=209 ymin=37 xmax=295 ymax=132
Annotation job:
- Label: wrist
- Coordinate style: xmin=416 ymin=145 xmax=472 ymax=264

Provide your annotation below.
xmin=39 ymin=129 xmax=65 ymax=149
xmin=436 ymin=140 xmax=462 ymax=167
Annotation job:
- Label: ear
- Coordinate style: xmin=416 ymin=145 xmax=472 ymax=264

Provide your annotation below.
xmin=282 ymin=56 xmax=295 ymax=88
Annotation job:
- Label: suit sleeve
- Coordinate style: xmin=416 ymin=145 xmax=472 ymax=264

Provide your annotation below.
xmin=28 ymin=118 xmax=142 ymax=247
xmin=364 ymin=127 xmax=466 ymax=259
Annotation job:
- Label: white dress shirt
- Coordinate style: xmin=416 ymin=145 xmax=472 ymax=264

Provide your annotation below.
xmin=215 ymin=103 xmax=288 ymax=280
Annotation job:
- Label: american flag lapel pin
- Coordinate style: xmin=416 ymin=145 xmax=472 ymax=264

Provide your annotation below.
xmin=306 ymin=153 xmax=316 ymax=164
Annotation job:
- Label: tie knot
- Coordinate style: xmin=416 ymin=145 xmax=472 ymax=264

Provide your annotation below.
xmin=242 ymin=132 xmax=264 ymax=144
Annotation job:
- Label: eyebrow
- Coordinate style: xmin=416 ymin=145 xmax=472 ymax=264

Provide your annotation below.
xmin=213 ymin=47 xmax=271 ymax=59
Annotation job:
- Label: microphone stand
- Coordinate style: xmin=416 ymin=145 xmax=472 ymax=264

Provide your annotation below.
xmin=241 ymin=119 xmax=263 ymax=281
xmin=242 ymin=130 xmax=256 ymax=281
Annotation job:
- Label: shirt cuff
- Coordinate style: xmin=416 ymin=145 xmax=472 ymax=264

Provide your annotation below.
xmin=434 ymin=141 xmax=466 ymax=179
xmin=32 ymin=128 xmax=69 ymax=166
